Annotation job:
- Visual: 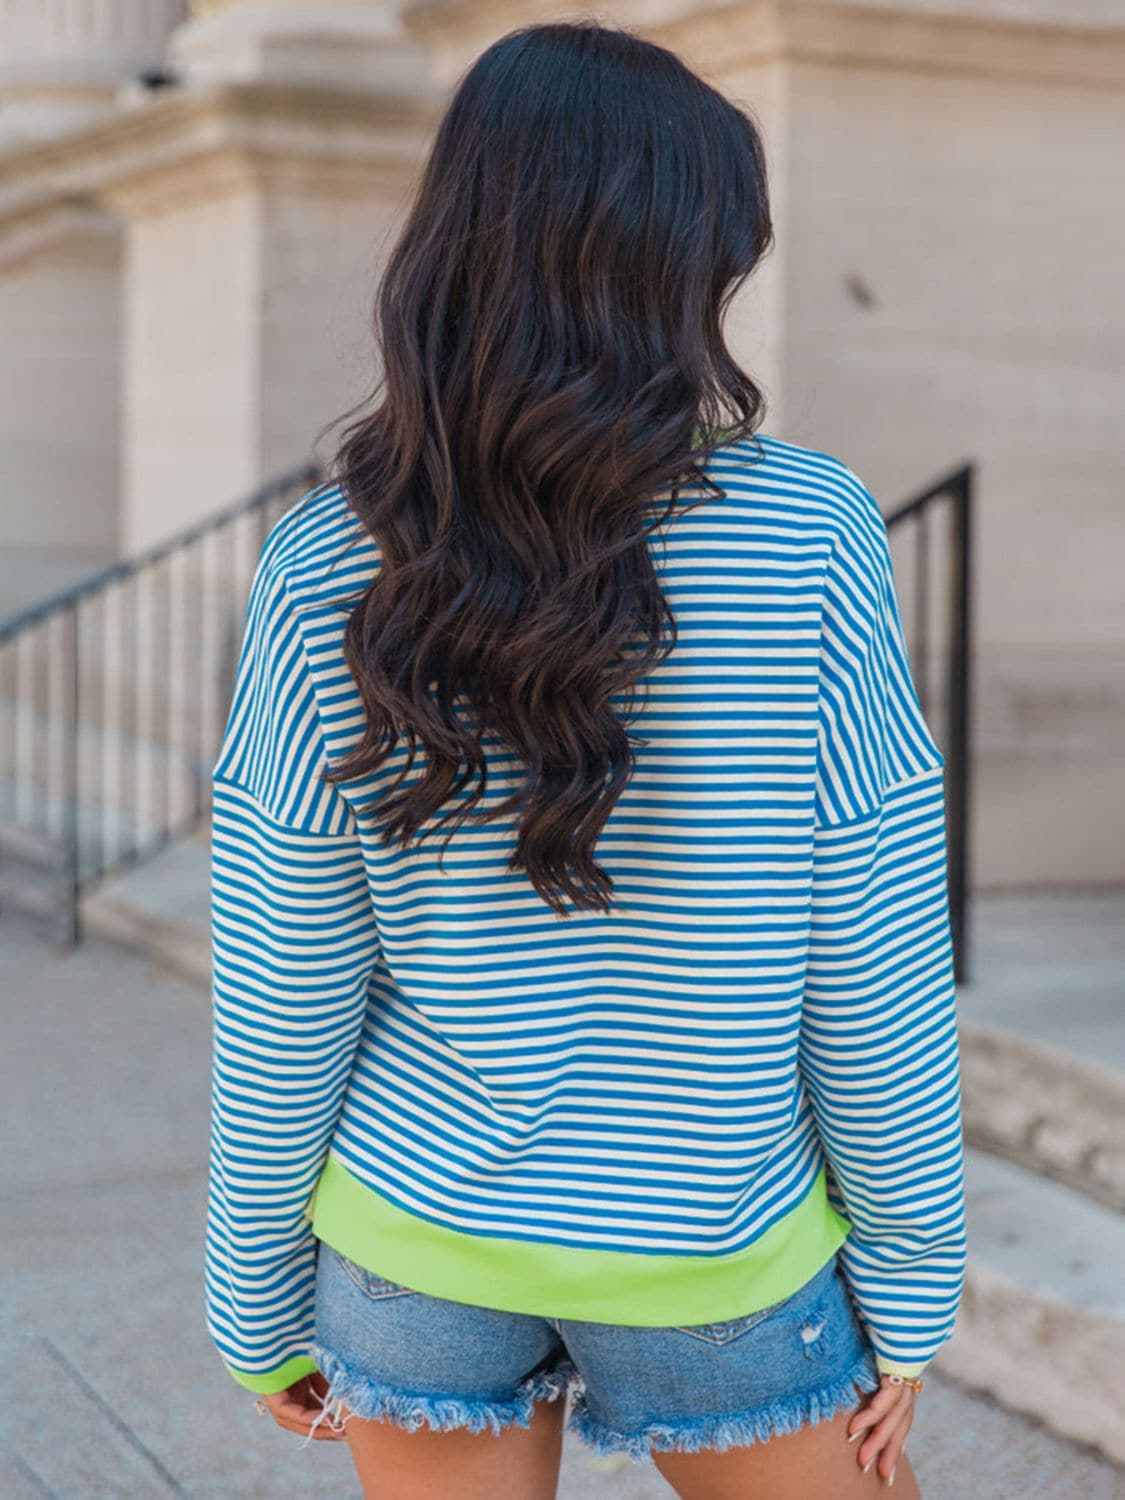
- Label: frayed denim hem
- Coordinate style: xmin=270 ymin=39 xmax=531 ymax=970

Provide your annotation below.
xmin=299 ymin=1339 xmax=578 ymax=1448
xmin=566 ymin=1349 xmax=882 ymax=1465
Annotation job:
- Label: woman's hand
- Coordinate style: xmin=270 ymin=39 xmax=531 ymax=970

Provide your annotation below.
xmin=257 ymin=1371 xmax=349 ymax=1441
xmin=846 ymin=1375 xmax=917 ymax=1485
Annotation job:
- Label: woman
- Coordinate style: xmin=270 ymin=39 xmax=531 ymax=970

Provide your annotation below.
xmin=205 ymin=19 xmax=966 ymax=1500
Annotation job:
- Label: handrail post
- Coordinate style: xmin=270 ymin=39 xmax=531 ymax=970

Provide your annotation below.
xmin=946 ymin=464 xmax=974 ymax=985
xmin=887 ymin=461 xmax=975 ymax=987
xmin=57 ymin=606 xmax=81 ymax=950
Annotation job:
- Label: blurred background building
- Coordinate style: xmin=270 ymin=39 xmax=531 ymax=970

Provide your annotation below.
xmin=1 ymin=0 xmax=1122 ymax=886
xmin=2 ymin=4 xmax=1123 ymax=1496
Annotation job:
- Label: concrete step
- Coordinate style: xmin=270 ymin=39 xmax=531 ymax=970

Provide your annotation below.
xmin=81 ymin=824 xmax=211 ymax=985
xmin=951 ymin=1148 xmax=1125 ymax=1467
xmin=955 ymin=887 xmax=1125 ymax=1212
xmin=0 ymin=819 xmax=67 ymax=867
xmin=0 ymin=828 xmax=70 ymax=940
xmin=0 ymin=748 xmax=207 ymax=883
xmin=959 ymin=1018 xmax=1125 ymax=1212
xmin=0 ymin=859 xmax=59 ymax=920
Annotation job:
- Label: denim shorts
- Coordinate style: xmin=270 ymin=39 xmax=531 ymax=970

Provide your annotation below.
xmin=304 ymin=1240 xmax=882 ymax=1462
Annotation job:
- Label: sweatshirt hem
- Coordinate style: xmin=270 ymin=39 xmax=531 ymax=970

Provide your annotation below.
xmin=306 ymin=1152 xmax=854 ymax=1327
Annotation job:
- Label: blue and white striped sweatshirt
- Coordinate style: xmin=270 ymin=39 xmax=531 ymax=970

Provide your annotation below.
xmin=205 ymin=433 xmax=968 ymax=1396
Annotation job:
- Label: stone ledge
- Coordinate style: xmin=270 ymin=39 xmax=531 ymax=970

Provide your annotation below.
xmin=959 ymin=1019 xmax=1125 ymax=1212
xmin=81 ymin=884 xmax=211 ymax=989
xmin=940 ymin=1256 xmax=1125 ymax=1468
xmin=0 ymin=76 xmax=442 ymax=234
xmin=403 ymin=0 xmax=1125 ymax=92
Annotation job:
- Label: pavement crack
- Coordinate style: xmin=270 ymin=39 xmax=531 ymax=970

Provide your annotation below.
xmin=38 ymin=1336 xmax=193 ymax=1498
xmin=6 ymin=1450 xmax=64 ymax=1500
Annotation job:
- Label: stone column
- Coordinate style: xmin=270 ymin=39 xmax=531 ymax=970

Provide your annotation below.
xmin=0 ymin=1 xmax=187 ymax=145
xmin=103 ymin=9 xmax=438 ymax=548
xmin=0 ymin=205 xmax=123 ymax=570
xmin=0 ymin=2 xmax=186 ymax=570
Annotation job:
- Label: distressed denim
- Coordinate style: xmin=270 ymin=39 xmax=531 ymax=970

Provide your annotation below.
xmin=304 ymin=1240 xmax=881 ymax=1463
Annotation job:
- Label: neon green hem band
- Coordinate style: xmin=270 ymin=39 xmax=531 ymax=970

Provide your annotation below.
xmin=307 ymin=1152 xmax=853 ymax=1326
xmin=224 ymin=1353 xmax=319 ymax=1394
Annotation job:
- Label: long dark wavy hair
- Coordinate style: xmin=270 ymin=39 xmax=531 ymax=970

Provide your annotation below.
xmin=318 ymin=19 xmax=773 ymax=917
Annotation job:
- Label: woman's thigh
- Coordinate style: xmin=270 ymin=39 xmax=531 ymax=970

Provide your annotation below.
xmin=653 ymin=1405 xmax=922 ymax=1500
xmin=344 ymin=1397 xmax=567 ymax=1500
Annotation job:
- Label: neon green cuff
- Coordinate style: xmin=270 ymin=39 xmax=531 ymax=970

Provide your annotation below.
xmin=874 ymin=1356 xmax=930 ymax=1380
xmin=224 ymin=1353 xmax=319 ymax=1394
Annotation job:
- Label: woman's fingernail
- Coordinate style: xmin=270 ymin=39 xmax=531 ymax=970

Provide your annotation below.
xmin=863 ymin=1457 xmax=875 ymax=1473
xmin=848 ymin=1429 xmax=863 ymax=1443
xmin=889 ymin=1467 xmax=897 ymax=1487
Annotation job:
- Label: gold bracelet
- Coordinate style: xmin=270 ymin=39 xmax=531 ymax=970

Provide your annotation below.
xmin=882 ymin=1373 xmax=924 ymax=1393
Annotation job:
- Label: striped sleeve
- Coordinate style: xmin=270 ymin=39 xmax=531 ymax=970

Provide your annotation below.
xmin=204 ymin=547 xmax=382 ymax=1394
xmin=799 ymin=476 xmax=968 ymax=1379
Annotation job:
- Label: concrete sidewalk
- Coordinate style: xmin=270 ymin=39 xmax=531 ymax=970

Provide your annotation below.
xmin=1 ymin=904 xmax=1122 ymax=1498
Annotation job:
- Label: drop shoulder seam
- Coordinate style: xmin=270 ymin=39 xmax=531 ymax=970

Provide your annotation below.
xmin=210 ymin=771 xmax=360 ymax=841
xmin=813 ymin=760 xmax=945 ymax=836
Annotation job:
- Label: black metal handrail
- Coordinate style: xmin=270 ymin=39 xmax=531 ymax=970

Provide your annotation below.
xmin=885 ymin=463 xmax=975 ymax=985
xmin=0 ymin=460 xmax=324 ymax=948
